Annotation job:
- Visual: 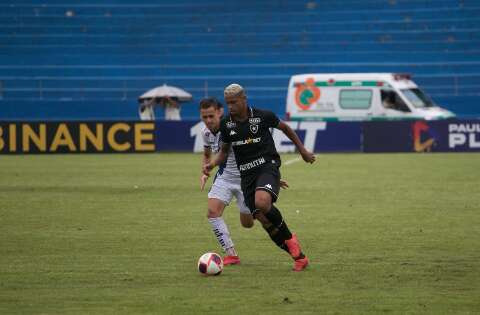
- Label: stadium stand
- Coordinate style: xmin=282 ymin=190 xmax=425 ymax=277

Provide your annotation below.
xmin=0 ymin=0 xmax=479 ymax=120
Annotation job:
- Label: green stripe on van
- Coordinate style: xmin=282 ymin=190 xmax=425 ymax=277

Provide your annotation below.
xmin=294 ymin=81 xmax=384 ymax=87
xmin=290 ymin=116 xmax=429 ymax=122
xmin=290 ymin=117 xmax=340 ymax=122
xmin=325 ymin=81 xmax=378 ymax=87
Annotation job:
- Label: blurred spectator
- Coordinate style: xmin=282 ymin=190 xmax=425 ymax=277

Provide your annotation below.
xmin=162 ymin=97 xmax=181 ymax=120
xmin=138 ymin=99 xmax=155 ymax=120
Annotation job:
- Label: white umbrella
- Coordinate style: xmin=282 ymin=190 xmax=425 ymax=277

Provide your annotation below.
xmin=138 ymin=84 xmax=193 ymax=102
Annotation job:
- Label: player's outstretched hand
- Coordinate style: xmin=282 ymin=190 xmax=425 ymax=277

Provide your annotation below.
xmin=200 ymin=174 xmax=209 ymax=191
xmin=279 ymin=179 xmax=289 ymax=189
xmin=300 ymin=149 xmax=316 ymax=164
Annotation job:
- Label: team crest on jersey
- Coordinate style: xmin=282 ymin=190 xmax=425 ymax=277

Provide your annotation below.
xmin=250 ymin=124 xmax=259 ymax=134
xmin=226 ymin=121 xmax=236 ymax=128
xmin=249 ymin=118 xmax=261 ymax=124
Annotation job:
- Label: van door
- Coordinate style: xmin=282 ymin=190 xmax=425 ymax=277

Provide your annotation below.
xmin=380 ymin=89 xmax=412 ymax=119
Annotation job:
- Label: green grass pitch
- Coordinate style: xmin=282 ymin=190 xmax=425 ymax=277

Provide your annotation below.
xmin=1 ymin=153 xmax=479 ymax=314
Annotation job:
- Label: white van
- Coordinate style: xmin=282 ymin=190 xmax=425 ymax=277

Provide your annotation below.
xmin=286 ymin=73 xmax=455 ymax=121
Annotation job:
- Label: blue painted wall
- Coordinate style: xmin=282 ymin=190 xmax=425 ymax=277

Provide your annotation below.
xmin=1 ymin=0 xmax=479 ymax=120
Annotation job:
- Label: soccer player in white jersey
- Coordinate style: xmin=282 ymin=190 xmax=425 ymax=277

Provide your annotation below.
xmin=199 ymin=97 xmax=253 ymax=265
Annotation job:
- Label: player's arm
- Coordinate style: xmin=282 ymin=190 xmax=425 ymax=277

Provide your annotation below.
xmin=202 ymin=143 xmax=230 ymax=176
xmin=203 ymin=146 xmax=212 ymax=165
xmin=200 ymin=147 xmax=212 ymax=190
xmin=277 ymin=120 xmax=315 ymax=164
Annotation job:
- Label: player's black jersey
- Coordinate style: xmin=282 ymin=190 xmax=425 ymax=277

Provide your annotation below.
xmin=219 ymin=107 xmax=281 ymax=175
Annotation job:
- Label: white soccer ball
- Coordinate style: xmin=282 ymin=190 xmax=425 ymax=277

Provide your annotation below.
xmin=197 ymin=252 xmax=223 ymax=276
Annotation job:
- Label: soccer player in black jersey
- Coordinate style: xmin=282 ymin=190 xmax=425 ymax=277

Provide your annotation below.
xmin=203 ymin=84 xmax=315 ymax=271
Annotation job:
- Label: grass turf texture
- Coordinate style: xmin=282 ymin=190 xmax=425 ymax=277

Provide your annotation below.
xmin=0 ymin=153 xmax=479 ymax=314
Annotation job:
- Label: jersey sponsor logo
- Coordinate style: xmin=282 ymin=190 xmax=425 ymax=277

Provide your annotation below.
xmin=232 ymin=137 xmax=261 ymax=146
xmin=250 ymin=124 xmax=259 ymax=134
xmin=226 ymin=121 xmax=236 ymax=128
xmin=249 ymin=118 xmax=261 ymax=124
xmin=239 ymin=157 xmax=266 ymax=171
xmin=229 ymin=130 xmax=237 ymax=136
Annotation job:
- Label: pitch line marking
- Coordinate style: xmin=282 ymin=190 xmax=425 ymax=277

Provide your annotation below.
xmin=284 ymin=157 xmax=302 ymax=166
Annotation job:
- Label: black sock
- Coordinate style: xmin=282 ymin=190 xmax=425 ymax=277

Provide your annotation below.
xmin=261 ymin=222 xmax=290 ymax=253
xmin=264 ymin=205 xmax=293 ymax=240
xmin=265 ymin=206 xmax=307 ymax=259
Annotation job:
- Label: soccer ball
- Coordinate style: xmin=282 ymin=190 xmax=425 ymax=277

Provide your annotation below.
xmin=197 ymin=252 xmax=223 ymax=276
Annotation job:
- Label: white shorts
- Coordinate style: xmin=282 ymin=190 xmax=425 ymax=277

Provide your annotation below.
xmin=208 ymin=176 xmax=251 ymax=214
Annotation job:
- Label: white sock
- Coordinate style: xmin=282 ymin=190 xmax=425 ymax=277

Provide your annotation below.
xmin=208 ymin=217 xmax=235 ymax=253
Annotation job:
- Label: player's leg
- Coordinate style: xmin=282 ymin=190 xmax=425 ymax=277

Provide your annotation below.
xmin=241 ymin=172 xmax=290 ymax=253
xmin=233 ymin=185 xmax=254 ymax=228
xmin=254 ymin=190 xmax=291 ymax=252
xmin=207 ymin=198 xmax=236 ymax=254
xmin=254 ymin=167 xmax=293 ymax=243
xmin=254 ymin=166 xmax=309 ymax=271
xmin=254 ymin=210 xmax=290 ymax=254
xmin=207 ymin=179 xmax=240 ymax=265
xmin=240 ymin=213 xmax=254 ymax=228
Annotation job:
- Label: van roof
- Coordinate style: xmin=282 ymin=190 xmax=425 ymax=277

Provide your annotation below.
xmin=290 ymin=73 xmax=417 ymax=88
xmin=290 ymin=73 xmax=412 ymax=82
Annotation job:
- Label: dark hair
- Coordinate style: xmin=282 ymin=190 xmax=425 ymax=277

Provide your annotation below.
xmin=199 ymin=97 xmax=223 ymax=110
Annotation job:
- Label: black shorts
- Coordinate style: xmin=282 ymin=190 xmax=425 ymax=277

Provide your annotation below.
xmin=241 ymin=163 xmax=281 ymax=213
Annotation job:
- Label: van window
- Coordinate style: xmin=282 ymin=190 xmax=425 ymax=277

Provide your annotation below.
xmin=381 ymin=90 xmax=411 ymax=112
xmin=401 ymin=88 xmax=435 ymax=108
xmin=339 ymin=90 xmax=372 ymax=109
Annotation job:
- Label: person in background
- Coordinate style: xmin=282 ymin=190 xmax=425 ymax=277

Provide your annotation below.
xmin=382 ymin=91 xmax=396 ymax=109
xmin=138 ymin=99 xmax=156 ymax=121
xmin=163 ymin=97 xmax=181 ymax=120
